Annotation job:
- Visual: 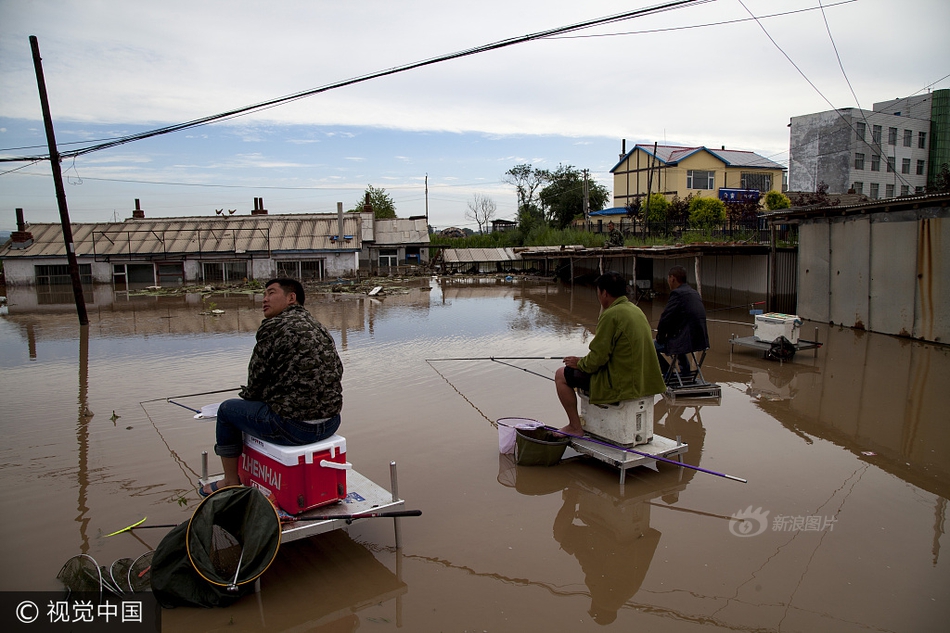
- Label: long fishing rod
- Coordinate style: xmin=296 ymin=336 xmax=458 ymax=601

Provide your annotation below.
xmin=426 ymin=356 xmax=565 ymax=362
xmin=707 ymin=300 xmax=765 ymax=313
xmin=106 ymin=510 xmax=423 ymax=537
xmin=139 ymin=387 xmax=240 ymax=405
xmin=490 ymin=358 xmax=555 ymax=382
xmin=499 ymin=419 xmax=747 ymax=483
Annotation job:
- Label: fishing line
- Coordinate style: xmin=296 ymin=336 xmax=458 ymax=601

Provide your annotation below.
xmin=424 ymin=360 xmax=494 ymax=424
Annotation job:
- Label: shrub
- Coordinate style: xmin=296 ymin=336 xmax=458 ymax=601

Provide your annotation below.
xmin=688 ymin=196 xmax=726 ymax=229
xmin=765 ymin=190 xmax=791 ymax=210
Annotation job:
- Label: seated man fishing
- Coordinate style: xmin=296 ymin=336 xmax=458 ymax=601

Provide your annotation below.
xmin=654 ymin=265 xmax=709 ymax=376
xmin=555 ymin=271 xmax=666 ymax=436
xmin=199 ymin=278 xmax=343 ymax=497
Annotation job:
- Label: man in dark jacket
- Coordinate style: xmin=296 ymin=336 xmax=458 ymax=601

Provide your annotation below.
xmin=199 ymin=278 xmax=343 ymax=497
xmin=655 ymin=266 xmax=708 ymax=375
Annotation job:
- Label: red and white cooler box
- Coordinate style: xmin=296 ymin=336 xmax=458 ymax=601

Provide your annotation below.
xmin=239 ymin=433 xmax=350 ymax=514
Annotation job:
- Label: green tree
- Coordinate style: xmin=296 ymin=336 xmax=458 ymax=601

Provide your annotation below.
xmin=348 ymin=185 xmax=396 ymax=218
xmin=764 ymin=190 xmax=791 ymax=210
xmin=503 ymin=164 xmax=550 ymax=233
xmin=688 ymin=196 xmax=727 ymax=229
xmin=538 ymin=164 xmax=610 ymax=229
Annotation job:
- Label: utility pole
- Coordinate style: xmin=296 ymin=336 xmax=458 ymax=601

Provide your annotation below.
xmin=582 ymin=169 xmax=590 ymax=232
xmin=425 ymin=173 xmax=429 ymax=228
xmin=30 ymin=35 xmax=88 ymax=325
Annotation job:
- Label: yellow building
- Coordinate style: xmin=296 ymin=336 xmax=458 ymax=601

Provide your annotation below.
xmin=611 ymin=144 xmax=786 ymax=207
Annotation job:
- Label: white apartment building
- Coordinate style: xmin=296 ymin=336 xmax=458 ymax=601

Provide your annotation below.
xmin=788 ymin=93 xmax=937 ymax=199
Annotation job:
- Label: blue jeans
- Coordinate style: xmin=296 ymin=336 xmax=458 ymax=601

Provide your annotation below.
xmin=214 ymin=398 xmax=342 ymax=458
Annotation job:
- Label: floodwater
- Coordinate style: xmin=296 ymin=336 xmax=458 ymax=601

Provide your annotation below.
xmin=1 ymin=278 xmax=948 ymax=632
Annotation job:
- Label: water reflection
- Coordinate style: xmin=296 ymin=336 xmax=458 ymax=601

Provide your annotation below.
xmin=496 ymin=400 xmax=709 ymax=626
xmin=1 ymin=279 xmax=947 ymax=629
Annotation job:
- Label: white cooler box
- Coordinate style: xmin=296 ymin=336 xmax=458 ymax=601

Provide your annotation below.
xmin=753 ymin=312 xmax=803 ymax=344
xmin=579 ymin=393 xmax=654 ymax=446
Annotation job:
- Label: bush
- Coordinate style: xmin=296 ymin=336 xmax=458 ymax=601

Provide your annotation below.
xmin=765 ymin=190 xmax=791 ymax=210
xmin=644 ymin=193 xmax=670 ymax=223
xmin=688 ymin=196 xmax=726 ymax=229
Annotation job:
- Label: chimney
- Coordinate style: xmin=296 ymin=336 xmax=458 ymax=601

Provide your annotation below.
xmin=132 ymin=198 xmax=145 ymax=219
xmin=621 ymin=138 xmax=626 ymax=160
xmin=252 ymin=197 xmax=268 ymax=215
xmin=362 ymin=192 xmax=373 ymax=214
xmin=11 ymin=208 xmax=34 ymax=248
xmin=337 ymin=202 xmax=345 ymax=245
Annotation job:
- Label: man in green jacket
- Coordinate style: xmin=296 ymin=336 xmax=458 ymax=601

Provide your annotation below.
xmin=555 ymin=271 xmax=666 ymax=436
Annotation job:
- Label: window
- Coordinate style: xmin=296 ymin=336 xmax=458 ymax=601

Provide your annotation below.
xmin=886 ymin=184 xmax=895 ymax=198
xmin=853 ymin=182 xmax=863 ymax=194
xmin=917 ymin=159 xmax=925 ymax=175
xmin=919 ymin=131 xmax=927 ymax=148
xmin=35 ymin=264 xmax=93 ymax=286
xmin=901 ymin=185 xmax=909 ymax=196
xmin=902 ymin=158 xmax=911 ymax=174
xmin=202 ymin=261 xmax=247 ymax=283
xmin=888 ymin=127 xmax=897 ymax=145
xmin=886 ymin=157 xmax=895 ymax=173
xmin=687 ymin=170 xmax=715 ymax=190
xmin=379 ymin=249 xmax=398 ymax=267
xmin=156 ymin=262 xmax=183 ymax=286
xmin=855 ymin=121 xmax=866 ymax=141
xmin=871 ymin=154 xmax=881 ymax=171
xmin=740 ymin=172 xmax=771 ymax=191
xmin=870 ymin=183 xmax=880 ymax=199
xmin=854 ymin=153 xmax=865 ymax=170
xmin=903 ymin=129 xmax=913 ymax=147
xmin=277 ymin=259 xmax=326 ymax=281
xmin=872 ymin=125 xmax=882 ymax=144
xmin=916 ymin=186 xmax=926 ymax=193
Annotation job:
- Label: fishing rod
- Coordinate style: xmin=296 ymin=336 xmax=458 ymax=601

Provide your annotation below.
xmin=139 ymin=387 xmax=240 ymax=405
xmin=426 ymin=356 xmax=565 ymax=362
xmin=499 ymin=419 xmax=747 ymax=484
xmin=106 ymin=510 xmax=423 ymax=537
xmin=490 ymin=358 xmax=555 ymax=382
xmin=707 ymin=300 xmax=766 ymax=313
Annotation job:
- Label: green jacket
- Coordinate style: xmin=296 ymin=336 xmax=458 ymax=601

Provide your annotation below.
xmin=577 ymin=296 xmax=666 ymax=404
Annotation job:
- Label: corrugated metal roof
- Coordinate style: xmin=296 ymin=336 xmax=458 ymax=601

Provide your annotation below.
xmin=441 ymin=248 xmax=520 ymax=264
xmin=372 ymin=218 xmax=430 ymax=245
xmin=611 ymin=144 xmax=785 ymax=172
xmin=0 ymin=214 xmax=363 ymax=258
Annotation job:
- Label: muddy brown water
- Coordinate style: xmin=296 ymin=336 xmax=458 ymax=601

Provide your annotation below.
xmin=1 ymin=278 xmax=947 ymax=632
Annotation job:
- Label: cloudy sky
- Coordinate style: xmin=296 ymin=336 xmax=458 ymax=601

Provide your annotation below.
xmin=1 ymin=0 xmax=947 ymax=230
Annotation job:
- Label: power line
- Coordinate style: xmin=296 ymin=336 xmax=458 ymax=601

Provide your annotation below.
xmin=0 ymin=0 xmax=712 ymax=165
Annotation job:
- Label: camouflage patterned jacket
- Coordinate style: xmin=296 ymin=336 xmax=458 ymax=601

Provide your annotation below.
xmin=240 ymin=304 xmax=343 ymax=421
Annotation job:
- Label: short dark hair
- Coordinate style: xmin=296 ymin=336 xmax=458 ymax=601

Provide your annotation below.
xmin=265 ymin=278 xmax=305 ymax=306
xmin=595 ymin=271 xmax=627 ymax=299
xmin=668 ymin=266 xmax=687 ymax=284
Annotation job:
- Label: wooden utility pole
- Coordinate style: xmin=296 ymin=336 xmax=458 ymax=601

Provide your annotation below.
xmin=30 ymin=35 xmax=88 ymax=325
xmin=582 ymin=169 xmax=590 ymax=232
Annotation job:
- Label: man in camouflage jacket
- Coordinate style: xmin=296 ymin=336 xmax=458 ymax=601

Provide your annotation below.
xmin=199 ymin=278 xmax=343 ymax=497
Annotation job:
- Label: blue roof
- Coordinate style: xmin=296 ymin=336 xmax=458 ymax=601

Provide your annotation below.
xmin=589 ymin=207 xmax=629 ymax=217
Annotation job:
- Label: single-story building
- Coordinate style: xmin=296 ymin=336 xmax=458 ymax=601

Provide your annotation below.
xmin=0 ymin=202 xmax=428 ymax=288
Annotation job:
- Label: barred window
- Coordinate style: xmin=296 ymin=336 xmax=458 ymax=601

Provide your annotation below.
xmin=740 ymin=172 xmax=771 ymax=191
